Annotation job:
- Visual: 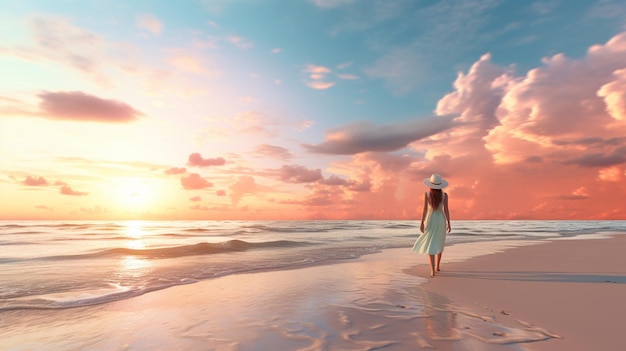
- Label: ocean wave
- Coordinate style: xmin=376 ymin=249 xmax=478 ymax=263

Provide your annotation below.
xmin=0 ymin=281 xmax=195 ymax=312
xmin=183 ymin=228 xmax=210 ymax=233
xmin=383 ymin=224 xmax=416 ymax=229
xmin=0 ymin=230 xmax=44 ymax=235
xmin=0 ymin=245 xmax=386 ymax=312
xmin=161 ymin=233 xmax=201 ymax=238
xmin=241 ymin=224 xmax=331 ymax=233
xmin=42 ymin=239 xmax=315 ymax=261
xmin=0 ymin=240 xmax=37 ymax=246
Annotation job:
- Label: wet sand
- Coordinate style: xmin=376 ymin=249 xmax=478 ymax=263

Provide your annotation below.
xmin=1 ymin=235 xmax=623 ymax=350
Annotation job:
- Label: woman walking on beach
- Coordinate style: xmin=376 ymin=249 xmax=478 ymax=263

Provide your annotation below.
xmin=412 ymin=174 xmax=451 ymax=277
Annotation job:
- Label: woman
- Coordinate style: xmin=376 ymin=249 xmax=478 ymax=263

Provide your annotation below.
xmin=412 ymin=174 xmax=451 ymax=277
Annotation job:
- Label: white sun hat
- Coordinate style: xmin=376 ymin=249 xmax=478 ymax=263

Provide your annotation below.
xmin=423 ymin=174 xmax=448 ymax=189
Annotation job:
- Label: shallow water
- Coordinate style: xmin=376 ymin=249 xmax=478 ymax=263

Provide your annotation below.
xmin=1 ymin=220 xmax=624 ymax=311
xmin=0 ymin=245 xmax=566 ymax=350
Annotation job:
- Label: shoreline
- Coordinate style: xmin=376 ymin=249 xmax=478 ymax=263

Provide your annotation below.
xmin=1 ymin=234 xmax=623 ymax=350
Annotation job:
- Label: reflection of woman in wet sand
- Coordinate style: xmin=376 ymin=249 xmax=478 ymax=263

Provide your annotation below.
xmin=419 ymin=288 xmax=459 ymax=344
xmin=412 ymin=174 xmax=451 ymax=277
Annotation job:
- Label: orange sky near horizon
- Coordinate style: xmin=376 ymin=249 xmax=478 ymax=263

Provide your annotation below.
xmin=1 ymin=2 xmax=626 ymax=221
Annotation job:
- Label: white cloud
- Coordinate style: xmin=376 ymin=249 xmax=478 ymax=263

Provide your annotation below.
xmin=598 ymin=68 xmax=626 ymax=121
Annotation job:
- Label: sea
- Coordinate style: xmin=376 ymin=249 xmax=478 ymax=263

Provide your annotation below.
xmin=1 ymin=220 xmax=624 ymax=312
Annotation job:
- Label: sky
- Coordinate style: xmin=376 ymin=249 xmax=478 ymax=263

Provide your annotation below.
xmin=1 ymin=0 xmax=626 ymax=220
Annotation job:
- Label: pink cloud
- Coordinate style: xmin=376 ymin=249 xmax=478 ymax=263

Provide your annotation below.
xmin=303 ymin=64 xmax=335 ymax=90
xmin=181 ymin=173 xmax=213 ymax=190
xmin=35 ymin=205 xmax=54 ymax=211
xmin=303 ymin=116 xmax=455 ymax=155
xmin=38 ymin=91 xmax=142 ymax=123
xmin=187 ymin=153 xmax=226 ymax=167
xmin=22 ymin=176 xmax=48 ymax=186
xmin=60 ymin=185 xmax=88 ymax=196
xmin=216 ymin=190 xmax=227 ymax=196
xmin=319 ymin=175 xmax=349 ymax=186
xmin=306 ymin=81 xmax=336 ymax=90
xmin=164 ymin=167 xmax=187 ymax=175
xmin=481 ymin=34 xmax=626 ymax=166
xmin=229 ymin=176 xmax=257 ymax=206
xmin=402 ymin=32 xmax=626 ymax=219
xmin=190 ymin=196 xmax=202 ymax=202
xmin=317 ymin=175 xmax=371 ymax=192
xmin=348 ymin=178 xmax=372 ymax=192
xmin=254 ymin=144 xmax=292 ymax=160
xmin=598 ymin=166 xmax=625 ymax=182
xmin=557 ymin=187 xmax=589 ymax=200
xmin=279 ymin=165 xmax=323 ymax=183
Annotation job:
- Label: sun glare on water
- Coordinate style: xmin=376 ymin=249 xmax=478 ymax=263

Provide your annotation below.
xmin=126 ymin=220 xmax=145 ymax=240
xmin=117 ymin=221 xmax=152 ymax=277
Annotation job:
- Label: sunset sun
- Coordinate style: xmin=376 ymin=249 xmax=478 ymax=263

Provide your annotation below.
xmin=113 ymin=178 xmax=154 ymax=211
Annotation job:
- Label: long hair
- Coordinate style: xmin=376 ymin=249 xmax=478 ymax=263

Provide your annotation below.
xmin=429 ymin=188 xmax=443 ymax=210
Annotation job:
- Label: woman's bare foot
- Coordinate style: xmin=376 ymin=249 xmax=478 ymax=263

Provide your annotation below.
xmin=430 ymin=270 xmax=435 ymax=278
xmin=436 ymin=266 xmax=441 ymax=272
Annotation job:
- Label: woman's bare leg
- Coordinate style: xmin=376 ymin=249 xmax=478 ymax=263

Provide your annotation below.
xmin=436 ymin=253 xmax=442 ymax=271
xmin=428 ymin=255 xmax=436 ymax=277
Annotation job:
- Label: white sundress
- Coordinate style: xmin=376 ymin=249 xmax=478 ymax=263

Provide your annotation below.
xmin=412 ymin=192 xmax=447 ymax=255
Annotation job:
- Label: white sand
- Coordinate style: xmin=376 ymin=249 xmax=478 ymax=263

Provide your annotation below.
xmin=422 ymin=234 xmax=626 ymax=351
xmin=1 ymin=235 xmax=623 ymax=350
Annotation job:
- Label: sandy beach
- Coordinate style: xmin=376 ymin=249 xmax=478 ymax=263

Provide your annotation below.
xmin=422 ymin=234 xmax=626 ymax=351
xmin=1 ymin=234 xmax=624 ymax=350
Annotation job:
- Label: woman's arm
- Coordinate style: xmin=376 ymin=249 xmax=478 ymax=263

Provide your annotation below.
xmin=420 ymin=192 xmax=428 ymax=233
xmin=443 ymin=193 xmax=451 ymax=233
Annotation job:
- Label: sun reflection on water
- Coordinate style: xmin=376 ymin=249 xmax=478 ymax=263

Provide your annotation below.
xmin=126 ymin=220 xmax=145 ymax=239
xmin=126 ymin=220 xmax=146 ymax=250
xmin=118 ymin=220 xmax=152 ymax=279
xmin=120 ymin=255 xmax=151 ymax=278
